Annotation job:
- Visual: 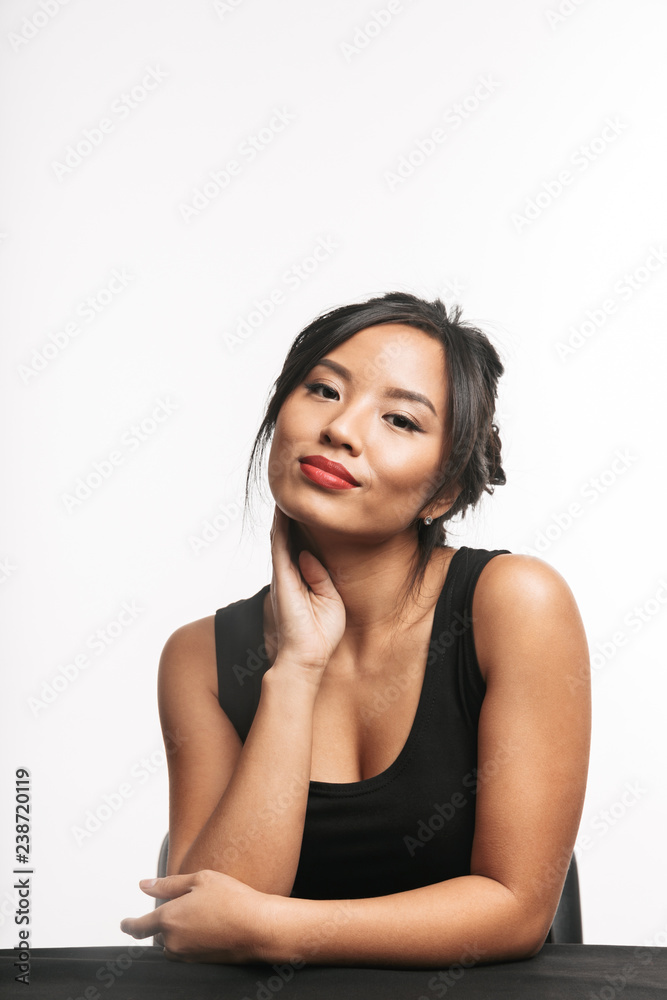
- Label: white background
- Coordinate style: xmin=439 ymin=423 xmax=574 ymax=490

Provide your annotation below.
xmin=1 ymin=0 xmax=666 ymax=951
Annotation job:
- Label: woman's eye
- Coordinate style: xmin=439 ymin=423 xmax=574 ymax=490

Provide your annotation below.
xmin=387 ymin=414 xmax=420 ymax=432
xmin=304 ymin=382 xmax=421 ymax=432
xmin=304 ymin=381 xmax=338 ymax=399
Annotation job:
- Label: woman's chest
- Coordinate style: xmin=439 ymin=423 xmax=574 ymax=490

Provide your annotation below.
xmin=307 ymin=642 xmax=430 ymax=783
xmin=259 ymin=555 xmax=459 ymax=784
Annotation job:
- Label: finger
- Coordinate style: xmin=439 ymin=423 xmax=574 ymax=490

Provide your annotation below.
xmin=297 ymin=549 xmax=336 ymax=594
xmin=269 ymin=505 xmax=284 ymax=559
xmin=270 ymin=507 xmax=300 ymax=581
xmin=120 ymin=912 xmax=161 ymax=940
xmin=136 ymin=875 xmax=194 ymax=901
xmin=270 ymin=505 xmax=288 ymax=552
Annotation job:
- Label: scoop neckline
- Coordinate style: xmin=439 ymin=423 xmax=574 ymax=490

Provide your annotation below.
xmin=258 ymin=546 xmax=465 ymax=797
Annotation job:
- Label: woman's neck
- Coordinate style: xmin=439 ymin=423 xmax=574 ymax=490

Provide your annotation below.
xmin=267 ymin=521 xmax=455 ymax=668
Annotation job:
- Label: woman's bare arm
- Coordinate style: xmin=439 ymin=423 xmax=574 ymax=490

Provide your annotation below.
xmin=159 ymin=505 xmax=345 ymax=897
xmin=158 ymin=622 xmax=319 ymax=896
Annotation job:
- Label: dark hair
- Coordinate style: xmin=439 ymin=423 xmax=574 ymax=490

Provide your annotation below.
xmin=242 ymin=291 xmax=506 ymax=618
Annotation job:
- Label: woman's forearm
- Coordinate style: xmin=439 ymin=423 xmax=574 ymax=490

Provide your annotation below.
xmin=179 ymin=660 xmax=319 ymax=896
xmin=262 ymin=875 xmax=544 ymax=968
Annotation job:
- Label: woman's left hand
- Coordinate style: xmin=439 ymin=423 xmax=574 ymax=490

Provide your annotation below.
xmin=120 ymin=869 xmax=276 ymax=964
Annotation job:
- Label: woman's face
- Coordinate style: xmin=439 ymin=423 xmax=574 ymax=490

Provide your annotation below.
xmin=267 ymin=323 xmax=452 ymax=542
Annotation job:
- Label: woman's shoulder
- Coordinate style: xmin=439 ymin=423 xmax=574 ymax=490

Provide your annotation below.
xmin=471 ymin=551 xmax=586 ymax=678
xmin=472 ymin=551 xmax=576 ymax=607
xmin=158 ymin=615 xmax=218 ymax=696
xmin=162 ymin=583 xmax=270 ymax=654
xmin=158 ymin=583 xmax=270 ymax=694
xmin=162 ymin=614 xmax=216 ymax=654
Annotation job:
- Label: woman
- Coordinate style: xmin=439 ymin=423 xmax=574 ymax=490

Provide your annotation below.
xmin=120 ymin=292 xmax=591 ymax=968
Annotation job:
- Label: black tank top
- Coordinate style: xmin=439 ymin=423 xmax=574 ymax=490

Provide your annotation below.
xmin=214 ymin=545 xmax=511 ymax=900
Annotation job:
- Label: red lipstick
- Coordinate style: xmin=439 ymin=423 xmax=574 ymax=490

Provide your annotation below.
xmin=299 ymin=455 xmax=360 ymax=490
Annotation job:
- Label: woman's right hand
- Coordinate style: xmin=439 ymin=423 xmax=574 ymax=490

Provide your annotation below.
xmin=268 ymin=504 xmax=346 ymax=677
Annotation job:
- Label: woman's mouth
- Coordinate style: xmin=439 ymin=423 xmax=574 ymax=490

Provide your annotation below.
xmin=299 ymin=455 xmax=360 ymax=490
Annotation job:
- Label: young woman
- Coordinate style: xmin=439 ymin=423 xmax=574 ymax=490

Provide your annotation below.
xmin=120 ymin=292 xmax=591 ymax=968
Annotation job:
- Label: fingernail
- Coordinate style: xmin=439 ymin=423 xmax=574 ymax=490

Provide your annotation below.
xmin=139 ymin=878 xmax=157 ymax=887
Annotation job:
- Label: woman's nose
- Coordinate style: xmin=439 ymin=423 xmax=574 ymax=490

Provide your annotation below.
xmin=319 ymin=407 xmax=364 ymax=454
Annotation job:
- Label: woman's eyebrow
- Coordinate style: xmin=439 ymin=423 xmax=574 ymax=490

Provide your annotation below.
xmin=311 ymin=358 xmax=438 ymax=417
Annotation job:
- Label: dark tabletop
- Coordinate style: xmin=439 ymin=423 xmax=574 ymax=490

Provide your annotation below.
xmin=2 ymin=943 xmax=666 ymax=1000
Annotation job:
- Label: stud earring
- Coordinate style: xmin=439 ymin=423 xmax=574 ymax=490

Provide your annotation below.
xmin=423 ymin=515 xmax=433 ymax=526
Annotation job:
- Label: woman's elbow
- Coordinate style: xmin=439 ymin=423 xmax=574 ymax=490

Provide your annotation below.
xmin=482 ymin=902 xmax=554 ymax=964
xmin=521 ymin=927 xmax=550 ymax=960
xmin=506 ymin=912 xmax=553 ymax=962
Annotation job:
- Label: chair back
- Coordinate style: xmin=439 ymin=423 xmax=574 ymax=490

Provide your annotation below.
xmin=545 ymin=853 xmax=583 ymax=943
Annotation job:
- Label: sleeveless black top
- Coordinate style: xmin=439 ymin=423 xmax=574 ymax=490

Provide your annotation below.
xmin=214 ymin=545 xmax=511 ymax=900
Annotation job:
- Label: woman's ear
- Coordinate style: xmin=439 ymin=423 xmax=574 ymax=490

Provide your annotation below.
xmin=421 ymin=486 xmax=460 ymax=522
